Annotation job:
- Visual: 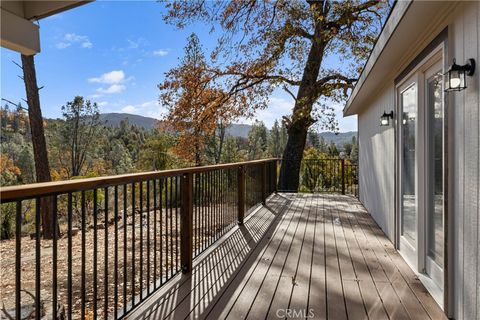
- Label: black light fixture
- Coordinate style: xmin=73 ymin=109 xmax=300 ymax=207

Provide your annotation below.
xmin=380 ymin=111 xmax=394 ymax=126
xmin=444 ymin=58 xmax=475 ymax=91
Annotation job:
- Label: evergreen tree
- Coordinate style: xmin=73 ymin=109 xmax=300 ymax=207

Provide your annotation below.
xmin=327 ymin=141 xmax=339 ymax=157
xmin=221 ymin=137 xmax=241 ymax=163
xmin=268 ymin=120 xmax=282 ymax=157
xmin=59 ymin=96 xmax=102 ymax=177
xmin=247 ymin=121 xmax=268 ymax=160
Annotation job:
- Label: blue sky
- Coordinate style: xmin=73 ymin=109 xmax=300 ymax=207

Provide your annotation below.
xmin=0 ymin=1 xmax=357 ymax=131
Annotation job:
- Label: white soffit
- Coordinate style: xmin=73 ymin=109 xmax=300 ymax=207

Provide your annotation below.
xmin=343 ymin=0 xmax=451 ymax=116
xmin=1 ymin=1 xmax=91 ymax=55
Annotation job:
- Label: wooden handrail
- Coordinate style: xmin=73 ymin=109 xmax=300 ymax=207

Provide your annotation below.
xmin=0 ymin=158 xmax=279 ymax=202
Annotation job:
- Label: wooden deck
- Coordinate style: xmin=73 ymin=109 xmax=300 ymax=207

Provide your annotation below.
xmin=127 ymin=193 xmax=446 ymax=320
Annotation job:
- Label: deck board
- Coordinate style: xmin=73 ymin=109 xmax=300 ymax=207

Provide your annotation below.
xmin=127 ymin=194 xmax=446 ymax=320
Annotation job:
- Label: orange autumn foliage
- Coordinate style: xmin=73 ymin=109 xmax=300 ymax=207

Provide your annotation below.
xmin=0 ymin=154 xmax=21 ymax=177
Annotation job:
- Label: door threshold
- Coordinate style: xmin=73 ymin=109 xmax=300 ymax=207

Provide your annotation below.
xmin=417 ymin=272 xmax=444 ymax=310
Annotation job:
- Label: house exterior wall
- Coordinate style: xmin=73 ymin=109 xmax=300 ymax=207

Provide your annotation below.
xmin=356 ymin=2 xmax=479 ymax=319
xmin=358 ymin=87 xmax=395 ymax=241
xmin=448 ymin=2 xmax=479 ymax=320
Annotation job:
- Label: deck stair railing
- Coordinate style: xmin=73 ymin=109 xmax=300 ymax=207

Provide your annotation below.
xmin=0 ymin=159 xmax=278 ymax=320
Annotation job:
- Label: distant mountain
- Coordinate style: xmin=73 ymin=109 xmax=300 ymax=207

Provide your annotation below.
xmin=318 ymin=131 xmax=357 ymax=147
xmin=225 ymin=124 xmax=251 ymax=138
xmin=99 ymin=113 xmax=253 ymax=137
xmin=99 ymin=113 xmax=159 ymax=129
xmin=98 ymin=113 xmax=356 ymax=144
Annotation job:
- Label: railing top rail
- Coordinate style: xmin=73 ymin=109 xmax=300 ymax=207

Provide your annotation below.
xmin=0 ymin=158 xmax=279 ymax=202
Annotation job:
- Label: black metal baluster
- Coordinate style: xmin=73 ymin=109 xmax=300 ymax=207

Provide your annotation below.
xmin=35 ymin=199 xmax=41 ymax=320
xmin=212 ymin=171 xmax=215 ymax=245
xmin=131 ymin=183 xmax=136 ymax=307
xmin=15 ymin=201 xmax=21 ymax=320
xmin=153 ymin=180 xmax=157 ymax=289
xmin=195 ymin=174 xmax=199 ymax=255
xmin=219 ymin=171 xmax=222 ymax=235
xmin=212 ymin=171 xmax=216 ymax=240
xmin=215 ymin=171 xmax=219 ymax=239
xmin=159 ymin=178 xmax=164 ymax=285
xmin=67 ymin=193 xmax=73 ymax=320
xmin=93 ymin=189 xmax=98 ymax=320
xmin=202 ymin=172 xmax=205 ymax=252
xmin=173 ymin=176 xmax=177 ymax=272
xmin=139 ymin=182 xmax=143 ymax=299
xmin=53 ymin=196 xmax=58 ymax=320
xmin=147 ymin=180 xmax=150 ymax=294
xmin=104 ymin=187 xmax=109 ymax=320
xmin=214 ymin=171 xmax=217 ymax=239
xmin=81 ymin=191 xmax=86 ymax=319
xmin=205 ymin=172 xmax=208 ymax=250
xmin=164 ymin=178 xmax=168 ymax=281
xmin=208 ymin=171 xmax=211 ymax=247
xmin=114 ymin=186 xmax=118 ymax=319
xmin=169 ymin=177 xmax=173 ymax=278
xmin=218 ymin=170 xmax=221 ymax=237
xmin=176 ymin=176 xmax=179 ymax=272
xmin=123 ymin=184 xmax=127 ymax=315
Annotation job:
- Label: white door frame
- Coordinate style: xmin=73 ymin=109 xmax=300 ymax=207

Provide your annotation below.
xmin=395 ymin=45 xmax=445 ymax=308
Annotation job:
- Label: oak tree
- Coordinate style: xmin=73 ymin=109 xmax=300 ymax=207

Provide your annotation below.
xmin=162 ymin=0 xmax=388 ymax=190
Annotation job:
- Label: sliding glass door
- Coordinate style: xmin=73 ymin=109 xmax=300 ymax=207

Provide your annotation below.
xmin=397 ymin=55 xmax=444 ymax=306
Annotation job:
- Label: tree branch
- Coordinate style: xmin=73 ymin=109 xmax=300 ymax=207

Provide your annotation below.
xmin=282 ymin=85 xmax=297 ymax=101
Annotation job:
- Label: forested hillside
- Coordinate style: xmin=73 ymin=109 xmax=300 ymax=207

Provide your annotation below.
xmin=0 ymin=102 xmax=357 ymax=189
xmin=99 ymin=112 xmax=356 ymax=142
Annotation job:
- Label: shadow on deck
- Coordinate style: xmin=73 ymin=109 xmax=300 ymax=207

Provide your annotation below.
xmin=127 ymin=193 xmax=446 ymax=320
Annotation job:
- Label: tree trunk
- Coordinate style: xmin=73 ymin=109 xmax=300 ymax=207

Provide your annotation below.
xmin=278 ymin=6 xmax=325 ymax=192
xmin=21 ymin=54 xmax=57 ymax=239
xmin=279 ymin=123 xmax=309 ymax=191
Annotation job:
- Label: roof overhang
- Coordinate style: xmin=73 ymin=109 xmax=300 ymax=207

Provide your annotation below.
xmin=1 ymin=1 xmax=91 ymax=55
xmin=343 ymin=0 xmax=456 ymax=117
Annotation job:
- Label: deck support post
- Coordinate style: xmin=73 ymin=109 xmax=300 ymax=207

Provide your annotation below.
xmin=273 ymin=160 xmax=278 ymax=193
xmin=237 ymin=166 xmax=245 ymax=225
xmin=261 ymin=163 xmax=267 ymax=204
xmin=180 ymin=172 xmax=193 ymax=273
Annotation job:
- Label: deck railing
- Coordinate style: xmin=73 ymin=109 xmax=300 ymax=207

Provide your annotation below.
xmin=298 ymin=158 xmax=358 ymax=196
xmin=0 ymin=159 xmax=278 ymax=320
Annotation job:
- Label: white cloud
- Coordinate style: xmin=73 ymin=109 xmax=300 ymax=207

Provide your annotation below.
xmin=56 ymin=33 xmax=93 ymax=49
xmin=116 ymin=100 xmax=165 ymax=119
xmin=97 ymin=101 xmax=108 ymax=107
xmin=56 ymin=42 xmax=71 ymax=49
xmin=246 ymin=96 xmax=294 ymax=128
xmin=89 ymin=70 xmax=132 ymax=95
xmin=81 ymin=41 xmax=93 ymax=48
xmin=121 ymin=105 xmax=137 ymax=113
xmin=89 ymin=70 xmax=125 ymax=84
xmin=97 ymin=84 xmax=126 ymax=94
xmin=153 ymin=49 xmax=169 ymax=57
xmin=127 ymin=38 xmax=147 ymax=49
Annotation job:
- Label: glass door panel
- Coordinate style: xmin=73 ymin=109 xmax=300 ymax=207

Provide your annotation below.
xmin=401 ymin=84 xmax=417 ymax=246
xmin=426 ymin=68 xmax=444 ymax=288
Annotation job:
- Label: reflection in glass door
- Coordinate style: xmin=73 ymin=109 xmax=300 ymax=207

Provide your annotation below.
xmin=426 ymin=68 xmax=444 ymax=289
xmin=400 ymin=83 xmax=417 ymax=254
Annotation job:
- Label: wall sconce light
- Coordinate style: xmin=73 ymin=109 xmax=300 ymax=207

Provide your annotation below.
xmin=444 ymin=58 xmax=475 ymax=91
xmin=380 ymin=111 xmax=394 ymax=126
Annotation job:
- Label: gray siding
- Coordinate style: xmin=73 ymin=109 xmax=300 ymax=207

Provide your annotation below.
xmin=356 ymin=2 xmax=480 ymax=319
xmin=451 ymin=3 xmax=480 ymax=320
xmin=358 ymin=88 xmax=395 ymax=241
